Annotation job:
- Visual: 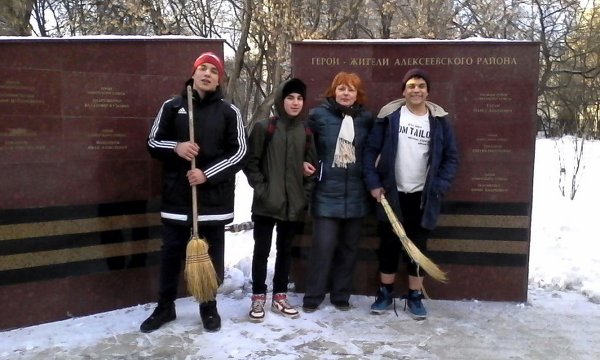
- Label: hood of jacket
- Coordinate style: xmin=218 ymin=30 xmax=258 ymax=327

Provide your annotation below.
xmin=377 ymin=98 xmax=448 ymax=119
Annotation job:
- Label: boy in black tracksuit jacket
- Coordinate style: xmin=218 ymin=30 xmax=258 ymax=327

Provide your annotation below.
xmin=142 ymin=52 xmax=247 ymax=333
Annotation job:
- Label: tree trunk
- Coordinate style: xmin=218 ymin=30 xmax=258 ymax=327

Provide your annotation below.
xmin=0 ymin=0 xmax=34 ymax=35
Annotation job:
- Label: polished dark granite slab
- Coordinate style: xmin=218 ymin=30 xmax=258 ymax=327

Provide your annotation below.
xmin=0 ymin=38 xmax=224 ymax=330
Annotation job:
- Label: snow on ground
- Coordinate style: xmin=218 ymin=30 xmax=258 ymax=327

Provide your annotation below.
xmin=529 ymin=137 xmax=600 ymax=303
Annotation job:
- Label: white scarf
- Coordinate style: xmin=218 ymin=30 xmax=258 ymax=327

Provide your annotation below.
xmin=332 ymin=114 xmax=356 ymax=168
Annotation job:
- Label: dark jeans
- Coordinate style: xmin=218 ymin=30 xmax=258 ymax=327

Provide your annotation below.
xmin=251 ymin=214 xmax=302 ymax=295
xmin=303 ymin=216 xmax=363 ymax=307
xmin=158 ymin=223 xmax=225 ymax=304
xmin=378 ymin=191 xmax=430 ymax=277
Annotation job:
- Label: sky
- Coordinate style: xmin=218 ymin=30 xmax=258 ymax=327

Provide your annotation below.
xmin=0 ymin=137 xmax=599 ymax=360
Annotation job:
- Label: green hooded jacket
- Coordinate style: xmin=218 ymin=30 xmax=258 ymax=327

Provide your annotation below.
xmin=243 ymin=79 xmax=318 ymax=221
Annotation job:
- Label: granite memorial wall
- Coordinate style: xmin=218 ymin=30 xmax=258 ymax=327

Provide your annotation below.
xmin=0 ymin=38 xmax=539 ymax=329
xmin=290 ymin=40 xmax=540 ymax=302
xmin=0 ymin=37 xmax=224 ymax=330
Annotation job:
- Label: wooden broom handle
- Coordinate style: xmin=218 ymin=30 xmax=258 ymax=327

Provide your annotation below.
xmin=187 ymin=85 xmax=198 ymax=237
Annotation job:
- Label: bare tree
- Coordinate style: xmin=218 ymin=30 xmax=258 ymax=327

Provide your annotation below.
xmin=566 ymin=2 xmax=600 ymax=137
xmin=370 ymin=0 xmax=396 ymax=39
xmin=555 ymin=135 xmax=585 ymax=200
xmin=223 ymin=0 xmax=253 ymax=121
xmin=0 ymin=0 xmax=34 ymax=35
xmin=231 ymin=0 xmax=366 ymax=128
xmin=453 ymin=0 xmax=530 ymax=39
xmin=387 ymin=0 xmax=457 ymax=38
xmin=533 ymin=0 xmax=600 ymax=139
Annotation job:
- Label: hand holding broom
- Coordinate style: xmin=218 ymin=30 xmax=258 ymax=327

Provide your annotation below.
xmin=184 ymin=85 xmax=219 ymax=302
xmin=379 ymin=194 xmax=448 ymax=283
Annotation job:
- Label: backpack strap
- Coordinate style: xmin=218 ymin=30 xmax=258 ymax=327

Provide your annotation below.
xmin=262 ymin=116 xmax=278 ymax=155
xmin=302 ymin=120 xmax=313 ymax=152
xmin=265 ymin=116 xmax=278 ymax=144
xmin=264 ymin=116 xmax=312 ymax=153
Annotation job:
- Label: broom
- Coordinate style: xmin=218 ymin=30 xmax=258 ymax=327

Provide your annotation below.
xmin=379 ymin=194 xmax=448 ymax=283
xmin=184 ymin=85 xmax=219 ymax=302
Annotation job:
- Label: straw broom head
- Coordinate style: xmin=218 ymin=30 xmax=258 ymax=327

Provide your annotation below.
xmin=185 ymin=234 xmax=219 ymax=302
xmin=380 ymin=195 xmax=448 ymax=283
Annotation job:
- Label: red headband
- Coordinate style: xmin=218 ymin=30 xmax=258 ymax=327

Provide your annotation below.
xmin=192 ymin=52 xmax=224 ymax=80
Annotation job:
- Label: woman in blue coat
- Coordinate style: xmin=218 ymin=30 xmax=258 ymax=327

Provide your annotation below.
xmin=302 ymin=72 xmax=374 ymax=312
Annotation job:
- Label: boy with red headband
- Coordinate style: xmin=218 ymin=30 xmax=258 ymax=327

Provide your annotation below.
xmin=142 ymin=52 xmax=247 ymax=333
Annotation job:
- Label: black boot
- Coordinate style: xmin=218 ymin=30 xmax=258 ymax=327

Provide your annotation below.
xmin=140 ymin=302 xmax=176 ymax=333
xmin=200 ymin=300 xmax=221 ymax=332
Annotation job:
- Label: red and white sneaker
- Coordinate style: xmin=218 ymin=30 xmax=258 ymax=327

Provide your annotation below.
xmin=249 ymin=294 xmax=266 ymax=322
xmin=271 ymin=293 xmax=299 ymax=319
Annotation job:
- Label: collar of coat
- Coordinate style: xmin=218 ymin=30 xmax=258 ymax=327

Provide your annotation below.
xmin=377 ymin=98 xmax=448 ymax=119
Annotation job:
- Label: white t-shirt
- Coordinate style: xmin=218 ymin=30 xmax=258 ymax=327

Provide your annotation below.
xmin=395 ymin=105 xmax=430 ymax=193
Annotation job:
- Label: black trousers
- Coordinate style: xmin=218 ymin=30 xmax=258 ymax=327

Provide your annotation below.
xmin=251 ymin=214 xmax=302 ymax=295
xmin=158 ymin=223 xmax=225 ymax=304
xmin=303 ymin=216 xmax=363 ymax=306
xmin=377 ymin=191 xmax=430 ymax=277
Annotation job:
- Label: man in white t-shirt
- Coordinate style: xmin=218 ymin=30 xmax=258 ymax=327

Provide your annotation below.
xmin=363 ymin=68 xmax=459 ymax=320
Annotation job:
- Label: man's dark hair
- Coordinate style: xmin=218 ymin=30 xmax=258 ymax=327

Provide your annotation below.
xmin=402 ymin=68 xmax=431 ymax=92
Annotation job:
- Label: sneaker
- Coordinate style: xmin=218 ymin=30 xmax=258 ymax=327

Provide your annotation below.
xmin=249 ymin=294 xmax=266 ymax=322
xmin=200 ymin=300 xmax=221 ymax=332
xmin=370 ymin=286 xmax=393 ymax=314
xmin=331 ymin=300 xmax=351 ymax=311
xmin=140 ymin=302 xmax=176 ymax=333
xmin=404 ymin=290 xmax=427 ymax=320
xmin=272 ymin=293 xmax=299 ymax=319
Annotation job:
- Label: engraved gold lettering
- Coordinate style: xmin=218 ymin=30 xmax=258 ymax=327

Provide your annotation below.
xmin=84 ymin=86 xmax=130 ymax=110
xmin=311 ymin=57 xmax=340 ymax=66
xmin=86 ymin=128 xmax=128 ymax=151
xmin=394 ymin=57 xmax=474 ymax=66
xmin=470 ymin=171 xmax=509 ymax=193
xmin=476 ymin=57 xmax=517 ymax=65
xmin=349 ymin=58 xmax=389 ymax=66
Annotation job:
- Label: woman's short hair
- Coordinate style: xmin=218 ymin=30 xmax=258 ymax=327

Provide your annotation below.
xmin=324 ymin=71 xmax=367 ymax=105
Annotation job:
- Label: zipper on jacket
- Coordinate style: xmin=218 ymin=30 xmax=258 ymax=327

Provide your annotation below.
xmin=284 ymin=128 xmax=289 ymax=218
xmin=344 ymin=166 xmax=350 ymax=218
